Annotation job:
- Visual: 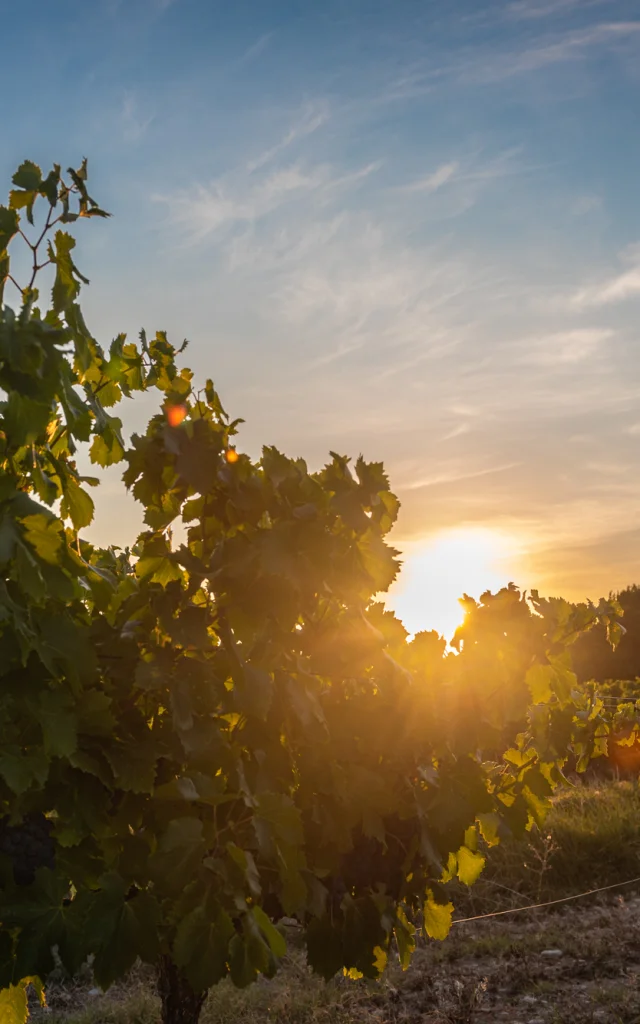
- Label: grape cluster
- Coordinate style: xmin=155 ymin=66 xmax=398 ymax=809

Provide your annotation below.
xmin=0 ymin=813 xmax=55 ymax=886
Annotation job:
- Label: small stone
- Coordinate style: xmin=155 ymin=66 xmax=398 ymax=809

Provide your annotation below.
xmin=540 ymin=948 xmax=563 ymax=959
xmin=528 ymin=1018 xmax=545 ymax=1024
xmin=87 ymin=988 xmax=102 ymax=998
xmin=522 ymin=995 xmax=537 ymax=1005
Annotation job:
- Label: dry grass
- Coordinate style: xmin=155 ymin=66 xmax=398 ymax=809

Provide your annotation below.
xmin=449 ymin=777 xmax=640 ymax=918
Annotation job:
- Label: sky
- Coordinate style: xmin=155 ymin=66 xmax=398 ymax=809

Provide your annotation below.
xmin=2 ymin=0 xmax=640 ymax=636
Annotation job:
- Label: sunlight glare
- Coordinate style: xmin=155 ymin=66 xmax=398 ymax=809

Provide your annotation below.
xmin=386 ymin=528 xmax=521 ymax=640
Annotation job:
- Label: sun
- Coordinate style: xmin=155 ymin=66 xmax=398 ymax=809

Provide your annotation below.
xmin=386 ymin=527 xmax=522 ymax=640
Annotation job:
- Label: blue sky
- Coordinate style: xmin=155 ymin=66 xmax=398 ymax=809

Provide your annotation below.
xmin=3 ymin=0 xmax=640 ymax=630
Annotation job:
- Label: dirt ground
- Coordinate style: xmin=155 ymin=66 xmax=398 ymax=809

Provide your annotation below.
xmin=35 ymin=891 xmax=640 ymax=1024
xmin=381 ymin=893 xmax=640 ymax=1024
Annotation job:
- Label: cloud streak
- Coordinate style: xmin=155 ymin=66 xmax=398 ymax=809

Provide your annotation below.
xmin=405 ymin=462 xmax=521 ymax=491
xmin=400 ymin=147 xmax=546 ymax=203
xmin=471 ymin=22 xmax=640 ymax=81
xmin=247 ymin=102 xmax=329 ymax=173
xmin=158 ymin=164 xmax=329 ymax=242
xmin=389 ymin=19 xmax=640 ymax=91
xmin=241 ymin=31 xmax=274 ymax=64
xmin=519 ymin=328 xmax=612 ymax=366
xmin=405 ymin=162 xmax=459 ymax=193
xmin=157 ymin=144 xmax=380 ymax=249
xmin=121 ymin=92 xmax=154 ymax=141
xmin=571 ymin=249 xmax=640 ymax=307
xmin=506 ymin=0 xmax=614 ymax=21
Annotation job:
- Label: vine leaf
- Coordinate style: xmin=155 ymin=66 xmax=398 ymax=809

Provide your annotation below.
xmin=0 ymin=977 xmax=44 ymax=1024
xmin=423 ymin=896 xmax=453 ymax=941
xmin=173 ymin=906 xmax=235 ymax=992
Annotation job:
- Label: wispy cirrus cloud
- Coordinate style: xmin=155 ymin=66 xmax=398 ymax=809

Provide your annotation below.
xmin=404 ymin=462 xmax=520 ymax=492
xmin=121 ymin=91 xmax=154 ymax=141
xmin=404 ymin=161 xmax=459 ymax=193
xmin=519 ymin=328 xmax=612 ymax=365
xmin=159 ymin=157 xmax=381 ymax=248
xmin=241 ymin=31 xmax=274 ymax=64
xmin=402 ymin=147 xmax=544 ymax=192
xmin=506 ymin=0 xmax=614 ymax=21
xmin=247 ymin=101 xmax=329 ymax=173
xmin=398 ymin=146 xmax=544 ymax=219
xmin=160 ymin=164 xmax=329 ymax=242
xmin=379 ymin=17 xmax=640 ymax=98
xmin=156 ymin=102 xmax=379 ymax=250
xmin=571 ymin=246 xmax=640 ymax=307
xmin=471 ymin=22 xmax=640 ymax=81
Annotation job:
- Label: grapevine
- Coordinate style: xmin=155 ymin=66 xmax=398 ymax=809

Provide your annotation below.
xmin=0 ymin=158 xmax=631 ymax=1024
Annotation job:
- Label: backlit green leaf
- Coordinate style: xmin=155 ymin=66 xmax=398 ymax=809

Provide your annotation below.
xmin=252 ymin=905 xmax=286 ymax=958
xmin=0 ymin=206 xmax=19 ymax=251
xmin=12 ymin=161 xmax=42 ymax=191
xmin=148 ymin=819 xmax=206 ymax=891
xmin=393 ymin=906 xmax=415 ymax=969
xmin=174 ymin=905 xmax=235 ymax=991
xmin=20 ymin=515 xmax=64 ymax=565
xmin=526 ymin=664 xmax=553 ymax=704
xmin=60 ymin=479 xmax=95 ymax=530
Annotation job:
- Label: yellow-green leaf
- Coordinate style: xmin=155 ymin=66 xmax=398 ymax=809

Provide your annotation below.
xmin=0 ymin=978 xmax=45 ymax=1024
xmin=456 ymin=845 xmax=486 ymax=886
xmin=526 ymin=664 xmax=553 ymax=704
xmin=394 ymin=906 xmax=416 ymax=968
xmin=61 ymin=479 xmax=95 ymax=530
xmin=0 ymin=984 xmax=28 ymax=1024
xmin=372 ymin=945 xmax=388 ymax=975
xmin=135 ymin=555 xmax=182 ymax=586
xmin=463 ymin=825 xmax=478 ymax=852
xmin=440 ymin=850 xmax=457 ymax=883
xmin=252 ymin=905 xmax=286 ymax=958
xmin=423 ymin=896 xmax=453 ymax=941
xmin=343 ymin=967 xmax=364 ymax=979
xmin=503 ymin=746 xmax=534 ymax=770
xmin=477 ymin=812 xmax=502 ymax=847
xmin=21 ymin=514 xmax=64 ymax=564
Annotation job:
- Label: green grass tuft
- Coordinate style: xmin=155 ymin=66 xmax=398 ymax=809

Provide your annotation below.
xmin=479 ymin=778 xmax=640 ymax=903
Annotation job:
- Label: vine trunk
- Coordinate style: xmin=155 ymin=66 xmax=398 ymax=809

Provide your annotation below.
xmin=157 ymin=956 xmax=207 ymax=1024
